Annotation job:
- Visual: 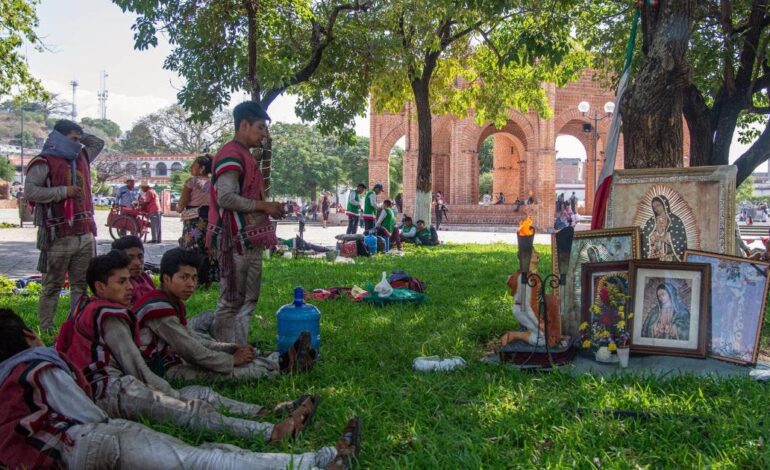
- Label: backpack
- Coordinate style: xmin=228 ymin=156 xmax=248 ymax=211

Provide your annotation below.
xmin=54 ymin=295 xmax=91 ymax=353
xmin=387 ymin=271 xmax=426 ymax=293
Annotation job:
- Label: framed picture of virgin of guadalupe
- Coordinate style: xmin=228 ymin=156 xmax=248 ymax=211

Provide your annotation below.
xmin=605 ymin=166 xmax=736 ymax=260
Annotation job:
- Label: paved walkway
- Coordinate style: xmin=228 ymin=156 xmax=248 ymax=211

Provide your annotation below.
xmin=0 ymin=209 xmax=553 ymax=279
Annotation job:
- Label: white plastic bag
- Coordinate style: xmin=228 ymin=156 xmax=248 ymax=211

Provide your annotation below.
xmin=374 ymin=271 xmax=393 ymax=297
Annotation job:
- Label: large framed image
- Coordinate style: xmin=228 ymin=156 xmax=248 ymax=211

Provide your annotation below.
xmin=552 ymin=227 xmax=640 ymax=337
xmin=605 ymin=165 xmax=736 ymax=260
xmin=580 ymin=261 xmax=632 ymax=349
xmin=629 ymin=261 xmax=710 ymax=357
xmin=684 ymin=250 xmax=769 ymax=364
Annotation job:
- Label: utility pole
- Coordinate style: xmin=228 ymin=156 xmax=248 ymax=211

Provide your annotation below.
xmin=97 ymin=71 xmax=109 ymax=120
xmin=69 ymin=79 xmax=79 ymax=120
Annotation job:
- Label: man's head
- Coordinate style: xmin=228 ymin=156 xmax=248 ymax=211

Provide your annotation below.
xmin=125 ymin=177 xmax=135 ymax=190
xmin=383 ymin=199 xmax=392 ymax=208
xmin=233 ymin=101 xmax=271 ymax=148
xmin=0 ymin=309 xmax=43 ymax=362
xmin=356 ymin=183 xmax=366 ymax=194
xmin=416 ymin=220 xmax=426 ymax=230
xmin=373 ymin=183 xmax=384 ymax=195
xmin=403 ymin=216 xmax=413 ymax=226
xmin=160 ymin=248 xmax=200 ymax=302
xmin=53 ymin=120 xmax=83 ymax=143
xmin=112 ymin=235 xmax=145 ymax=279
xmin=86 ymin=251 xmax=133 ymax=306
xmin=140 ymin=181 xmax=151 ymax=192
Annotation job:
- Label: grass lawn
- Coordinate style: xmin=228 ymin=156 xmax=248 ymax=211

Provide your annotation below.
xmin=3 ymin=243 xmax=769 ymax=468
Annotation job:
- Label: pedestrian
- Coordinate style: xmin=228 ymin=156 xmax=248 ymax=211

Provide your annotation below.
xmin=139 ymin=181 xmax=162 ymax=243
xmin=115 ymin=176 xmax=139 ymax=208
xmin=362 ymin=183 xmax=384 ymax=232
xmin=322 ymin=191 xmax=332 ymax=228
xmin=395 ymin=192 xmax=403 ymax=213
xmin=206 ymin=101 xmax=286 ymax=344
xmin=495 ymin=192 xmax=505 ymax=205
xmin=345 ymin=183 xmax=365 ymax=234
xmin=569 ymin=191 xmax=577 ymax=213
xmin=433 ymin=191 xmax=448 ymax=230
xmin=24 ymin=119 xmax=104 ymax=332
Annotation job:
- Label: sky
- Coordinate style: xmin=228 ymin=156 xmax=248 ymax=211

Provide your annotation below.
xmin=22 ymin=0 xmax=764 ymax=171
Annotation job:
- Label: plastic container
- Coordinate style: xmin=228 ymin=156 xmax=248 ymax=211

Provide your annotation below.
xmin=276 ymin=287 xmax=320 ymax=356
xmin=413 ymin=356 xmax=466 ymax=372
xmin=364 ymin=233 xmax=378 ymax=256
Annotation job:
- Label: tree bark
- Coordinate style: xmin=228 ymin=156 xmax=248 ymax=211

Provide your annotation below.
xmin=412 ymin=78 xmax=433 ymax=224
xmin=622 ymin=0 xmax=696 ymax=169
xmin=682 ymin=84 xmax=712 ymax=166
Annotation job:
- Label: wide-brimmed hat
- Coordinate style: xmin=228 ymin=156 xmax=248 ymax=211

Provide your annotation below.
xmin=139 ymin=180 xmax=151 ymax=187
xmin=125 ymin=175 xmax=135 ymax=182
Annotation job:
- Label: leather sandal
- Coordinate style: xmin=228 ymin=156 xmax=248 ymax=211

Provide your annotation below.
xmin=268 ymin=395 xmax=319 ymax=443
xmin=273 ymin=394 xmax=321 ymax=418
xmin=326 ymin=416 xmax=361 ymax=469
xmin=280 ymin=331 xmax=316 ymax=373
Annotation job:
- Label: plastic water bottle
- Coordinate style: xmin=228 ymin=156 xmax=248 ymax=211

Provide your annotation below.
xmin=276 ymin=287 xmax=320 ymax=356
xmin=364 ymin=232 xmax=378 ymax=255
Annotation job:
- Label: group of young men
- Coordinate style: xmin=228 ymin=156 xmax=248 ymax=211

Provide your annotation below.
xmin=3 ymin=101 xmax=361 ymax=469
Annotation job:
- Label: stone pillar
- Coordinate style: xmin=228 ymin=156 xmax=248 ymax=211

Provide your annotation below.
xmin=368 ymin=157 xmax=390 ymax=198
xmin=492 ymin=134 xmax=520 ymax=202
xmin=449 ymin=149 xmax=478 ymax=204
xmin=533 ymin=149 xmax=557 ymax=231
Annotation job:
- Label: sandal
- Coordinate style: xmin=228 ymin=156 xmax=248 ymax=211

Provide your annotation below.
xmin=268 ymin=395 xmax=319 ymax=443
xmin=280 ymin=331 xmax=316 ymax=373
xmin=326 ymin=416 xmax=361 ymax=469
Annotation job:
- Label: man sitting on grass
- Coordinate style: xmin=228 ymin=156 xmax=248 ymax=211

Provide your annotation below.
xmin=415 ymin=220 xmax=439 ymax=246
xmin=112 ymin=235 xmax=155 ymax=300
xmin=400 ymin=216 xmax=417 ymax=244
xmin=0 ymin=308 xmax=361 ymax=469
xmin=133 ymin=248 xmax=315 ymax=382
xmin=58 ymin=250 xmax=317 ymax=444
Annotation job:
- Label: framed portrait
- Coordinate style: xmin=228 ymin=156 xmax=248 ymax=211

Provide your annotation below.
xmin=580 ymin=261 xmax=632 ymax=348
xmin=629 ymin=260 xmax=710 ymax=357
xmin=605 ymin=165 xmax=736 ymax=261
xmin=684 ymin=250 xmax=769 ymax=364
xmin=552 ymin=227 xmax=640 ymax=337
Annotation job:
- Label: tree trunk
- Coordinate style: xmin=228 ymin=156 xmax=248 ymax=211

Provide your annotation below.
xmin=412 ymin=78 xmax=432 ymax=225
xmin=622 ymin=1 xmax=696 ymax=169
xmin=682 ymin=84 xmax=712 ymax=166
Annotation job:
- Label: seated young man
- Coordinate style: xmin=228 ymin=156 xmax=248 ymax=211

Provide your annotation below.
xmin=400 ymin=216 xmax=417 ymax=243
xmin=112 ymin=235 xmax=155 ymax=299
xmin=414 ymin=220 xmax=438 ymax=246
xmin=373 ymin=199 xmax=402 ymax=250
xmin=0 ymin=309 xmax=360 ymax=470
xmin=59 ymin=250 xmax=317 ymax=444
xmin=133 ymin=248 xmax=314 ymax=382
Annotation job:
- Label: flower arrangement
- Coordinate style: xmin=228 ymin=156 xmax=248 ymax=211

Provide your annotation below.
xmin=579 ymin=277 xmax=634 ymax=352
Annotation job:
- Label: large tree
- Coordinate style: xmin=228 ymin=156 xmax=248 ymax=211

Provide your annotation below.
xmin=113 ymin=0 xmax=374 ymax=193
xmin=577 ymin=0 xmax=770 ymax=185
xmin=133 ymin=105 xmax=231 ymax=154
xmin=0 ymin=0 xmax=46 ymax=100
xmin=370 ymin=0 xmax=587 ymax=222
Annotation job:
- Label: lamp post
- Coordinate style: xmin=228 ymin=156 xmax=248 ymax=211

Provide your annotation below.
xmin=578 ymin=101 xmax=615 ymax=190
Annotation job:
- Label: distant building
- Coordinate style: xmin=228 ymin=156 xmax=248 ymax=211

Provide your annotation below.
xmin=556 ymin=158 xmax=585 ymax=203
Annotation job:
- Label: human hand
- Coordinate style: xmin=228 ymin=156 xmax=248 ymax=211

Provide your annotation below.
xmin=233 ymin=345 xmax=257 ymax=366
xmin=66 ymin=186 xmax=82 ymax=199
xmin=261 ymin=201 xmax=286 ymax=219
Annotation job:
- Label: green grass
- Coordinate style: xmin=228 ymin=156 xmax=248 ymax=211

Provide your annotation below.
xmin=3 ymin=243 xmax=770 ymax=468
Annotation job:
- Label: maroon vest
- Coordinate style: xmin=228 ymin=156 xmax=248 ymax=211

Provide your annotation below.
xmin=132 ymin=289 xmax=186 ymax=373
xmin=28 ymin=151 xmax=96 ymax=241
xmin=0 ymin=356 xmax=91 ymax=469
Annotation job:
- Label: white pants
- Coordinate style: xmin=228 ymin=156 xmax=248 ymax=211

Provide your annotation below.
xmin=63 ymin=419 xmax=336 ymax=469
xmin=214 ymin=247 xmax=263 ymax=344
xmin=513 ymin=285 xmax=545 ymax=347
xmin=97 ymin=375 xmax=275 ymax=441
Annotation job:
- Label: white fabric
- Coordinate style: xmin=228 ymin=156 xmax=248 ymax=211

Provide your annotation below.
xmin=38 ymin=368 xmax=109 ymax=424
xmin=513 ymin=282 xmax=545 ymax=347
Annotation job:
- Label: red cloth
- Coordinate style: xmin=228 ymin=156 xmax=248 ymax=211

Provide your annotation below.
xmin=132 ymin=289 xmax=186 ymax=372
xmin=0 ymin=355 xmax=91 ymax=469
xmin=141 ymin=188 xmax=160 ymax=213
xmin=130 ymin=272 xmax=156 ymax=302
xmin=590 ymin=174 xmax=614 ymax=230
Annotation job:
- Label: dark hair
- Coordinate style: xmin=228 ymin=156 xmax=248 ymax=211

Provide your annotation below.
xmin=416 ymin=219 xmax=426 ymax=225
xmin=383 ymin=199 xmax=392 ymax=207
xmin=403 ymin=216 xmax=413 ymax=223
xmin=111 ymin=235 xmax=144 ymax=252
xmin=53 ymin=119 xmax=83 ymax=136
xmin=0 ymin=309 xmax=33 ymax=362
xmin=87 ymin=250 xmax=131 ymax=294
xmin=233 ymin=101 xmax=271 ymax=130
xmin=194 ymin=155 xmax=212 ymax=175
xmin=373 ymin=183 xmax=383 ymax=191
xmin=357 ymin=183 xmax=366 ymax=190
xmin=160 ymin=248 xmax=201 ymax=284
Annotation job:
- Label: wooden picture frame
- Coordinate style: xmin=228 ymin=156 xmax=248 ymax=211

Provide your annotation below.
xmin=605 ymin=165 xmax=736 ymax=260
xmin=684 ymin=250 xmax=770 ymax=364
xmin=580 ymin=261 xmax=632 ymax=348
xmin=552 ymin=226 xmax=641 ymax=337
xmin=629 ymin=260 xmax=710 ymax=358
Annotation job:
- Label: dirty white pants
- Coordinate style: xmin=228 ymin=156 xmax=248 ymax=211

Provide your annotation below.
xmin=97 ymin=375 xmax=275 ymax=441
xmin=167 ymin=354 xmax=281 ymax=382
xmin=213 ymin=247 xmax=263 ymax=344
xmin=63 ymin=419 xmax=336 ymax=470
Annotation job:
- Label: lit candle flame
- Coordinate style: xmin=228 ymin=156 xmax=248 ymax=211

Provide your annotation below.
xmin=518 ymin=216 xmax=534 ymax=236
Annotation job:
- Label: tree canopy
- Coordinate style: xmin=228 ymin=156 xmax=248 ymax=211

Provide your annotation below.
xmin=0 ymin=0 xmax=46 ymax=101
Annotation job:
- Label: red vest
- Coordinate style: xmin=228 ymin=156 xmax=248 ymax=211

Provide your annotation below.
xmin=206 ymin=140 xmax=277 ymax=252
xmin=132 ymin=289 xmax=186 ymax=373
xmin=65 ymin=298 xmax=135 ymax=400
xmin=0 ymin=355 xmax=90 ymax=470
xmin=130 ymin=272 xmax=156 ymax=302
xmin=27 ymin=151 xmax=96 ymax=242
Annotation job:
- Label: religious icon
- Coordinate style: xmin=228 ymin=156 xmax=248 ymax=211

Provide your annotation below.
xmin=640 ymin=279 xmax=691 ymax=341
xmin=633 ymin=186 xmax=700 ymax=262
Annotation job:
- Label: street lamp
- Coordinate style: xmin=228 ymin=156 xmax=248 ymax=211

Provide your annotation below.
xmin=578 ymin=101 xmax=615 ymax=189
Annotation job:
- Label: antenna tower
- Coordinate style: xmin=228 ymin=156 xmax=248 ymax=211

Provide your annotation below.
xmin=69 ymin=79 xmax=79 ymax=120
xmin=97 ymin=71 xmax=109 ymax=120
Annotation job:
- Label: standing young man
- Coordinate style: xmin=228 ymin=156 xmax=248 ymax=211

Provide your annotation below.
xmin=362 ymin=183 xmax=383 ymax=232
xmin=139 ymin=181 xmax=162 ymax=243
xmin=24 ymin=120 xmax=104 ymax=331
xmin=345 ymin=183 xmax=365 ymax=234
xmin=206 ymin=101 xmax=286 ymax=344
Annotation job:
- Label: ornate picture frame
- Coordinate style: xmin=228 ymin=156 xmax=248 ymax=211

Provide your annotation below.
xmin=684 ymin=250 xmax=769 ymax=365
xmin=629 ymin=260 xmax=710 ymax=358
xmin=605 ymin=165 xmax=736 ymax=260
xmin=552 ymin=226 xmax=641 ymax=337
xmin=580 ymin=261 xmax=632 ymax=350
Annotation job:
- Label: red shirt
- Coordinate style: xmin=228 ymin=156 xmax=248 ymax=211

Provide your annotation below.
xmin=141 ymin=188 xmax=160 ymax=213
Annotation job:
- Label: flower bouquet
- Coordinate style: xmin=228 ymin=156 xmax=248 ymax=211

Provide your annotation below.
xmin=578 ymin=278 xmax=634 ymax=362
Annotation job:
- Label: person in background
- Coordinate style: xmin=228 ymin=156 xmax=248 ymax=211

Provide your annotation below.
xmin=24 ymin=119 xmax=104 ymax=331
xmin=415 ymin=220 xmax=438 ymax=246
xmin=177 ymin=155 xmax=219 ymax=285
xmin=322 ymin=191 xmax=332 ymax=228
xmin=345 ymin=183 xmax=365 ymax=234
xmin=112 ymin=235 xmax=155 ymax=300
xmin=362 ymin=183 xmax=384 ymax=232
xmin=395 ymin=192 xmax=403 ymax=213
xmin=433 ymin=192 xmax=448 ymax=230
xmin=569 ymin=191 xmax=577 ymax=213
xmin=374 ymin=199 xmax=402 ymax=250
xmin=139 ymin=181 xmax=162 ymax=243
xmin=400 ymin=216 xmax=418 ymax=244
xmin=495 ymin=192 xmax=505 ymax=205
xmin=115 ymin=176 xmax=139 ymax=208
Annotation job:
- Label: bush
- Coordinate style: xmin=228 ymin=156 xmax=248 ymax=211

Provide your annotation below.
xmin=0 ymin=275 xmax=14 ymax=295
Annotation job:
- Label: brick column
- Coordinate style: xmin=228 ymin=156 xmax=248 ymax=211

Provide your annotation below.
xmin=533 ymin=149 xmax=557 ymax=231
xmin=368 ymin=158 xmax=390 ymax=198
xmin=450 ymin=149 xmax=478 ymax=204
xmin=402 ymin=150 xmax=418 ymax=216
xmin=492 ymin=134 xmax=520 ymax=202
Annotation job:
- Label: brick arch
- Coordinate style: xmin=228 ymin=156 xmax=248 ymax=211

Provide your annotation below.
xmin=376 ymin=122 xmax=407 ymax=162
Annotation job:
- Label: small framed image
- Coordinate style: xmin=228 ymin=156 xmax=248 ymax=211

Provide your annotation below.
xmin=552 ymin=227 xmax=641 ymax=337
xmin=684 ymin=250 xmax=769 ymax=364
xmin=629 ymin=260 xmax=710 ymax=357
xmin=580 ymin=261 xmax=632 ymax=350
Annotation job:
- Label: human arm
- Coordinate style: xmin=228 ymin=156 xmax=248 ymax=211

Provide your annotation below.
xmin=177 ymin=183 xmax=192 ymax=212
xmin=375 ymin=209 xmax=387 ymax=228
xmin=401 ymin=225 xmax=416 ymax=238
xmin=216 ymin=171 xmax=284 ymax=217
xmin=23 ymin=163 xmax=71 ymax=203
xmin=38 ymin=368 xmax=109 ymax=423
xmin=348 ymin=191 xmax=360 ymax=208
xmin=146 ymin=316 xmax=236 ymax=374
xmin=81 ymin=133 xmax=105 ymax=162
xmin=102 ymin=316 xmax=179 ymax=397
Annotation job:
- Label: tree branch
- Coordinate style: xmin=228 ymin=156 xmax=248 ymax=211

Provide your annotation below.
xmin=735 ymin=119 xmax=770 ymax=185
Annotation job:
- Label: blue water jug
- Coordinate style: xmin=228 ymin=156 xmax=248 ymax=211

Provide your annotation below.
xmin=276 ymin=287 xmax=320 ymax=356
xmin=364 ymin=233 xmax=378 ymax=255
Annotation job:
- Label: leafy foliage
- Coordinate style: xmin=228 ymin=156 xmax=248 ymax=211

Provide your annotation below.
xmin=126 ymin=105 xmax=231 ymax=154
xmin=0 ymin=0 xmax=47 ymax=101
xmin=0 ymin=157 xmax=14 ymax=181
xmin=479 ymin=171 xmax=493 ymax=198
xmin=81 ymin=118 xmax=122 ymax=139
xmin=736 ymin=176 xmax=755 ymax=203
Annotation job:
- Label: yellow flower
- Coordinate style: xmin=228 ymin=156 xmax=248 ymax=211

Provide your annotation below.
xmin=628 ymin=312 xmax=635 ymax=319
xmin=616 ymin=320 xmax=625 ymax=330
xmin=608 ymin=342 xmax=617 ymax=352
xmin=618 ymin=305 xmax=625 ymax=312
xmin=591 ymin=304 xmax=600 ymax=314
xmin=579 ymin=322 xmax=589 ymax=331
xmin=582 ymin=339 xmax=592 ymax=349
xmin=618 ymin=311 xmax=625 ymax=320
